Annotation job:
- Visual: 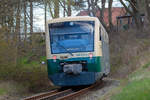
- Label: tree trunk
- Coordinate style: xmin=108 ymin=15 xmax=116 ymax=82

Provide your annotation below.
xmin=15 ymin=2 xmax=20 ymax=42
xmin=96 ymin=0 xmax=107 ymax=31
xmin=87 ymin=0 xmax=93 ymax=16
xmin=63 ymin=0 xmax=66 ymax=17
xmin=54 ymin=0 xmax=59 ymax=18
xmin=14 ymin=0 xmax=21 ymax=67
xmin=120 ymin=0 xmax=143 ymax=30
xmin=145 ymin=0 xmax=150 ymax=24
xmin=67 ymin=0 xmax=71 ymax=16
xmin=24 ymin=0 xmax=27 ymax=41
xmin=8 ymin=4 xmax=14 ymax=42
xmin=100 ymin=0 xmax=106 ymax=23
xmin=48 ymin=0 xmax=54 ymax=18
xmin=108 ymin=0 xmax=113 ymax=31
xmin=30 ymin=0 xmax=33 ymax=34
xmin=131 ymin=0 xmax=143 ymax=29
xmin=44 ymin=0 xmax=47 ymax=30
xmin=133 ymin=13 xmax=142 ymax=29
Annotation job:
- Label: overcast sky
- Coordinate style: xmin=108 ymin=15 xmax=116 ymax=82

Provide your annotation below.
xmin=33 ymin=0 xmax=126 ymax=32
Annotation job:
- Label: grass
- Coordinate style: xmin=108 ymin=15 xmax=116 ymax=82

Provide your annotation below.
xmin=0 ymin=81 xmax=32 ymax=99
xmin=143 ymin=61 xmax=150 ymax=68
xmin=0 ymin=56 xmax=52 ymax=93
xmin=112 ymin=79 xmax=150 ymax=100
xmin=111 ymin=62 xmax=150 ymax=100
xmin=0 ymin=88 xmax=7 ymax=95
xmin=17 ymin=56 xmax=46 ymax=67
xmin=0 ymin=33 xmax=53 ymax=98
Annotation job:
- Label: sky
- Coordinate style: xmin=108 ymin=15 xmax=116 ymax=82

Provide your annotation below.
xmin=33 ymin=0 xmax=126 ymax=32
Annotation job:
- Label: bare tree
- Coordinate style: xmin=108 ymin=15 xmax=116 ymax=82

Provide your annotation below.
xmin=100 ymin=0 xmax=106 ymax=23
xmin=59 ymin=0 xmax=85 ymax=17
xmin=15 ymin=0 xmax=21 ymax=41
xmin=67 ymin=0 xmax=71 ymax=16
xmin=108 ymin=0 xmax=113 ymax=31
xmin=63 ymin=0 xmax=66 ymax=17
xmin=119 ymin=0 xmax=143 ymax=29
xmin=145 ymin=0 xmax=150 ymax=24
xmin=24 ymin=0 xmax=27 ymax=41
xmin=47 ymin=0 xmax=60 ymax=18
xmin=44 ymin=0 xmax=47 ymax=29
xmin=14 ymin=0 xmax=21 ymax=66
xmin=30 ymin=0 xmax=33 ymax=34
xmin=47 ymin=0 xmax=54 ymax=18
xmin=87 ymin=0 xmax=107 ymax=31
xmin=54 ymin=0 xmax=60 ymax=18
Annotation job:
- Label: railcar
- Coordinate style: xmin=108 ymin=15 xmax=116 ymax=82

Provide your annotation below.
xmin=46 ymin=16 xmax=110 ymax=86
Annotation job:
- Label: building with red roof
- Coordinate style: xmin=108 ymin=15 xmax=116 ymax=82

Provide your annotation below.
xmin=77 ymin=7 xmax=126 ymax=26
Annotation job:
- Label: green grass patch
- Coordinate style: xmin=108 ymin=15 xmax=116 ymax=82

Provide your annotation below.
xmin=0 ymin=88 xmax=7 ymax=95
xmin=111 ymin=62 xmax=150 ymax=100
xmin=40 ymin=56 xmax=46 ymax=62
xmin=17 ymin=56 xmax=47 ymax=68
xmin=111 ymin=79 xmax=150 ymax=100
xmin=143 ymin=61 xmax=150 ymax=68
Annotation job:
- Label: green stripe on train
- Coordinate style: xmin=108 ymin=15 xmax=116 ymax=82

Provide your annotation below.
xmin=47 ymin=57 xmax=101 ymax=75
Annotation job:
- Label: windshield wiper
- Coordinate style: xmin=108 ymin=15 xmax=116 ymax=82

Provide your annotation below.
xmin=53 ymin=40 xmax=73 ymax=56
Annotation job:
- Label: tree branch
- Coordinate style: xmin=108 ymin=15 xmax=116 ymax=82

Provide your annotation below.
xmin=119 ymin=0 xmax=133 ymax=16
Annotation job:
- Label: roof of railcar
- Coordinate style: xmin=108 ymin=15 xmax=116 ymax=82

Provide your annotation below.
xmin=47 ymin=16 xmax=99 ymax=24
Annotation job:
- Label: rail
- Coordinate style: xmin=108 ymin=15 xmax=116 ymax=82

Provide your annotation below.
xmin=23 ymin=81 xmax=103 ymax=100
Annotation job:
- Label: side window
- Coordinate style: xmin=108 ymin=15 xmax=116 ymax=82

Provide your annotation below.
xmin=99 ymin=27 xmax=102 ymax=40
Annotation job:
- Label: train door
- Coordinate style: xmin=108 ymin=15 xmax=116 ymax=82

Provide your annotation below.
xmin=104 ymin=32 xmax=110 ymax=75
xmin=99 ymin=27 xmax=105 ymax=74
xmin=101 ymin=28 xmax=110 ymax=76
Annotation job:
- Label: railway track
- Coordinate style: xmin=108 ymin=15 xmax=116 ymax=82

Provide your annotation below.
xmin=23 ymin=81 xmax=103 ymax=100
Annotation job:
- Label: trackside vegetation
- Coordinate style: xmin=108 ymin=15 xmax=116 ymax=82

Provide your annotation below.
xmin=0 ymin=55 xmax=50 ymax=92
xmin=0 ymin=88 xmax=7 ymax=95
xmin=1 ymin=0 xmax=150 ymax=99
xmin=111 ymin=62 xmax=150 ymax=100
xmin=0 ymin=31 xmax=54 ymax=94
xmin=96 ymin=29 xmax=150 ymax=100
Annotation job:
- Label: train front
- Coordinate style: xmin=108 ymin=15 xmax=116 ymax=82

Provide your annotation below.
xmin=46 ymin=17 xmax=101 ymax=86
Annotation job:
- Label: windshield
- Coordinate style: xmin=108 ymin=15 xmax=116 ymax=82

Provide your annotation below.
xmin=49 ymin=21 xmax=95 ymax=54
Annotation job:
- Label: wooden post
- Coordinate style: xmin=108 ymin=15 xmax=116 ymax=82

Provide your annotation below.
xmin=117 ymin=18 xmax=119 ymax=32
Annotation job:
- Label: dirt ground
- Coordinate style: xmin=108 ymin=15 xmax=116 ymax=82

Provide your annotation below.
xmin=0 ymin=78 xmax=119 ymax=100
xmin=0 ymin=81 xmax=33 ymax=100
xmin=74 ymin=78 xmax=120 ymax=100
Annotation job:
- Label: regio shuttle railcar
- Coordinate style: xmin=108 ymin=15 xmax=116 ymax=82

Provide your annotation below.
xmin=46 ymin=16 xmax=110 ymax=86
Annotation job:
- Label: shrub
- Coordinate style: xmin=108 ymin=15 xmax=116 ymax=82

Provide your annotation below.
xmin=109 ymin=29 xmax=150 ymax=78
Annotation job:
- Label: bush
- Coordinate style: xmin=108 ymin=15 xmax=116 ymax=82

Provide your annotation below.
xmin=109 ymin=29 xmax=150 ymax=78
xmin=0 ymin=29 xmax=51 ymax=93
